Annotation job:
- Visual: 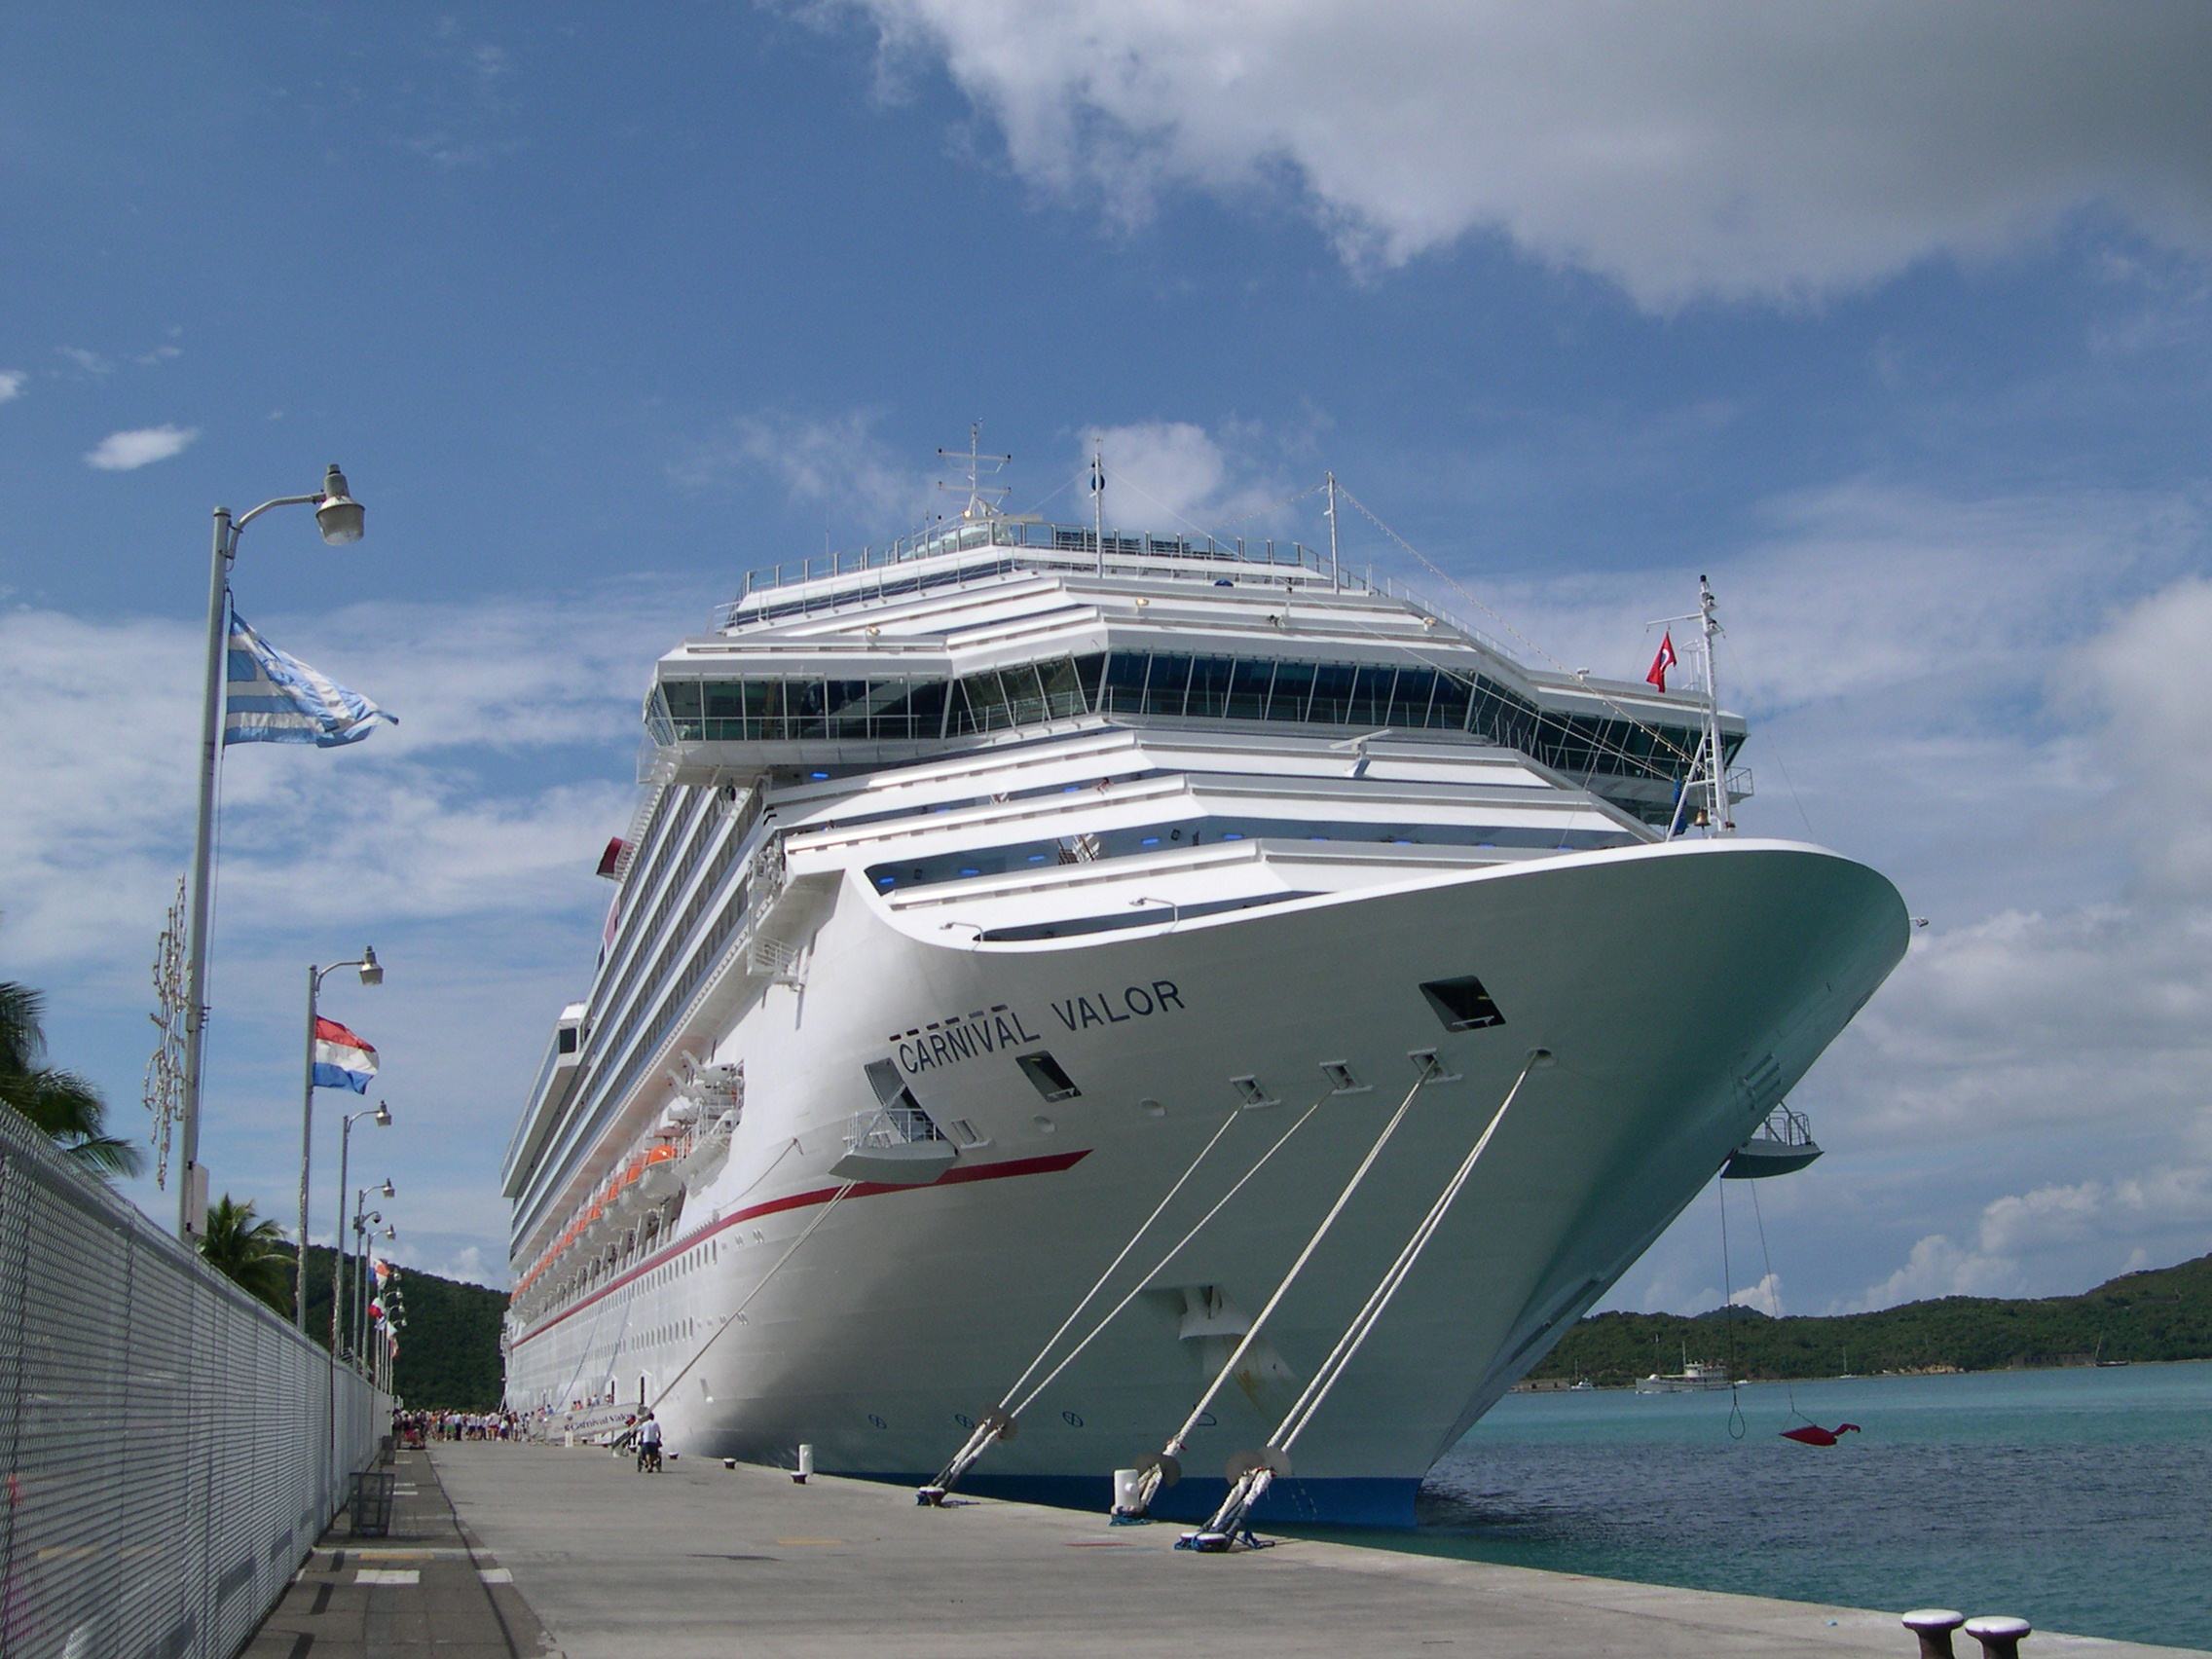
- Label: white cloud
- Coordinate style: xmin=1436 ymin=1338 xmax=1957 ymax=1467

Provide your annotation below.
xmin=1854 ymin=1234 xmax=2016 ymax=1309
xmin=0 ymin=591 xmax=682 ymax=967
xmin=1848 ymin=1167 xmax=2212 ymax=1309
xmin=1730 ymin=1272 xmax=1785 ymax=1317
xmin=0 ymin=371 xmax=24 ymax=402
xmin=672 ymin=410 xmax=924 ymax=529
xmin=837 ymin=1 xmax=2212 ymax=308
xmin=84 ymin=424 xmax=199 ymax=471
xmin=1088 ymin=420 xmax=1294 ymax=531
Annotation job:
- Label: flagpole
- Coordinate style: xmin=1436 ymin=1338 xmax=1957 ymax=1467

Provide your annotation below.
xmin=174 ymin=467 xmax=365 ymax=1242
xmin=177 ymin=507 xmax=233 ymax=1242
xmin=298 ymin=952 xmax=381 ymax=1329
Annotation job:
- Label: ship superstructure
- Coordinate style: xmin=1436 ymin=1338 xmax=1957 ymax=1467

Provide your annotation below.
xmin=500 ymin=503 xmax=1905 ymax=1524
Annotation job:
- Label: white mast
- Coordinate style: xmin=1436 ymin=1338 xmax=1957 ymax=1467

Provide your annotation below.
xmin=938 ymin=421 xmax=1010 ymax=523
xmin=1325 ymin=470 xmax=1340 ymax=591
xmin=1092 ymin=439 xmax=1106 ymax=578
xmin=1700 ymin=573 xmax=1730 ymax=835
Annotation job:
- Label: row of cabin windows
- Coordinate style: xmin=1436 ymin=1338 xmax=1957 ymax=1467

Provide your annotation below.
xmin=655 ymin=651 xmax=1725 ymax=784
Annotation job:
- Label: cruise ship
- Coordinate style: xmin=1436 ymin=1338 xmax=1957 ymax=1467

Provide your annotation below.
xmin=499 ymin=481 xmax=1907 ymax=1526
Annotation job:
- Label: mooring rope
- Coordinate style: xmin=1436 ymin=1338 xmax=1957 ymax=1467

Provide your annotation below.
xmin=1192 ymin=1051 xmax=1545 ymax=1546
xmin=651 ymin=1181 xmax=856 ymax=1413
xmin=924 ymin=1083 xmax=1339 ymax=1501
xmin=1137 ymin=1056 xmax=1442 ymax=1520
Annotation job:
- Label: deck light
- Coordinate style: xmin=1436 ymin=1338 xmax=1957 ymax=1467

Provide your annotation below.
xmin=315 ymin=464 xmax=365 ymax=544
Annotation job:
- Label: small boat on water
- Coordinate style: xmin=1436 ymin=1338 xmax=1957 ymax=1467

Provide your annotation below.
xmin=1637 ymin=1344 xmax=1734 ymax=1393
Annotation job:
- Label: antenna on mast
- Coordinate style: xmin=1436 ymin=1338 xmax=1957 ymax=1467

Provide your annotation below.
xmin=938 ymin=421 xmax=1012 ymax=522
xmin=1699 ymin=574 xmax=1732 ymax=835
xmin=1090 ymin=439 xmax=1106 ymax=577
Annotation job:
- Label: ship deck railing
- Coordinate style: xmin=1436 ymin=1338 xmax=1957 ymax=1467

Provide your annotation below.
xmin=716 ymin=516 xmax=1518 ymax=659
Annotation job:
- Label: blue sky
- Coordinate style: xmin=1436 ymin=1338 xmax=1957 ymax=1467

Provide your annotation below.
xmin=5 ymin=3 xmax=2211 ymax=1311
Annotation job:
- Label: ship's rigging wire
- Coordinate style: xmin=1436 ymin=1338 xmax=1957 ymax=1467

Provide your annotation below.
xmin=1332 ymin=484 xmax=1703 ymax=774
xmin=1748 ymin=1178 xmax=1822 ymax=1428
xmin=1720 ymin=632 xmax=1819 ymax=842
xmin=1718 ymin=1174 xmax=1747 ymax=1439
xmin=651 ymin=1179 xmax=857 ymax=1413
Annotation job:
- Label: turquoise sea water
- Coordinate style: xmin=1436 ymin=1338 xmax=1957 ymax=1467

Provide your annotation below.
xmin=1293 ymin=1362 xmax=2212 ymax=1651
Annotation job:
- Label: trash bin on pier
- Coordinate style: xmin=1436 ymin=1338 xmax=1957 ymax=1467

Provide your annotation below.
xmin=350 ymin=1468 xmax=397 ymax=1537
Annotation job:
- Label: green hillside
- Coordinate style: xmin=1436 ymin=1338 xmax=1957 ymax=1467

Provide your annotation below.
xmin=276 ymin=1243 xmax=508 ymax=1411
xmin=1529 ymin=1251 xmax=2212 ymax=1386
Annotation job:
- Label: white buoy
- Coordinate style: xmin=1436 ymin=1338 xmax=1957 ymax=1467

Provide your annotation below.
xmin=793 ymin=1443 xmax=814 ymax=1484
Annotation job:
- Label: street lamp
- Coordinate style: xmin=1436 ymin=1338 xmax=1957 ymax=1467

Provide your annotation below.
xmin=352 ymin=1198 xmax=385 ymax=1361
xmin=295 ymin=948 xmax=383 ymax=1330
xmin=332 ymin=1104 xmax=391 ymax=1359
xmin=178 ymin=464 xmax=367 ymax=1241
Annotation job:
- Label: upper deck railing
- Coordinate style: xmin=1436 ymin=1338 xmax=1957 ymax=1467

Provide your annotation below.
xmin=716 ymin=515 xmax=1521 ymax=658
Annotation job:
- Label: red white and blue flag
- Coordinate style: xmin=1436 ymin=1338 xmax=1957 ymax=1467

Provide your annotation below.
xmin=313 ymin=1016 xmax=379 ymax=1092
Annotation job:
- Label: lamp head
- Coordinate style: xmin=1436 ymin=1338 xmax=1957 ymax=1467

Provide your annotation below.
xmin=358 ymin=945 xmax=382 ymax=986
xmin=380 ymin=1178 xmax=395 ymax=1198
xmin=383 ymin=1225 xmax=395 ymax=1240
xmin=373 ymin=1101 xmax=391 ymax=1127
xmin=315 ymin=463 xmax=366 ymax=545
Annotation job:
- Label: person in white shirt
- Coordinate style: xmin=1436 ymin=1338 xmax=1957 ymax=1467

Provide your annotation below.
xmin=636 ymin=1411 xmax=663 ymax=1472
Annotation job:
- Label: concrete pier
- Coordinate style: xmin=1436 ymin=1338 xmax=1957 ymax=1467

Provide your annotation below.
xmin=273 ymin=1442 xmax=2194 ymax=1659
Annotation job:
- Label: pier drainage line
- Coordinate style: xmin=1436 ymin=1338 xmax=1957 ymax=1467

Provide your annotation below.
xmin=1128 ymin=1053 xmax=1448 ymax=1524
xmin=920 ymin=1100 xmax=1250 ymax=1504
xmin=1185 ymin=1049 xmax=1549 ymax=1553
xmin=923 ymin=1084 xmax=1339 ymax=1505
xmin=651 ymin=1181 xmax=857 ymax=1415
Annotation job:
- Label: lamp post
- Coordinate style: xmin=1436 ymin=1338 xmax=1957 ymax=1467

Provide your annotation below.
xmin=296 ymin=949 xmax=382 ymax=1329
xmin=177 ymin=465 xmax=365 ymax=1240
xmin=351 ymin=1198 xmax=383 ymax=1361
xmin=332 ymin=1106 xmax=391 ymax=1358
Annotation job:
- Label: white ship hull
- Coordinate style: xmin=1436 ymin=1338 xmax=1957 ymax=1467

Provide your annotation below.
xmin=506 ymin=836 xmax=1904 ymax=1524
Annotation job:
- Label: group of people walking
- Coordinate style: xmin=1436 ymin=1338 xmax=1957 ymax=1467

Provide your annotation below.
xmin=393 ymin=1409 xmax=522 ymax=1444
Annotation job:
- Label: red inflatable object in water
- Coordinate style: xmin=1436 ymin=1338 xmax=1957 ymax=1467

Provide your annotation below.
xmin=1780 ymin=1422 xmax=1862 ymax=1447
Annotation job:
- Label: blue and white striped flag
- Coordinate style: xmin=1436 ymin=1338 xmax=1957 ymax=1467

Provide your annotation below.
xmin=223 ymin=609 xmax=397 ymax=748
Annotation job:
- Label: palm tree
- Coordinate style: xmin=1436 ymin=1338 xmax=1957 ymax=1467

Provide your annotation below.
xmin=198 ymin=1195 xmax=294 ymax=1315
xmin=0 ymin=978 xmax=143 ymax=1179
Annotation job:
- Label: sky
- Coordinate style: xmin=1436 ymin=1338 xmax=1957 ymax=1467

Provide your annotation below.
xmin=4 ymin=3 xmax=2211 ymax=1315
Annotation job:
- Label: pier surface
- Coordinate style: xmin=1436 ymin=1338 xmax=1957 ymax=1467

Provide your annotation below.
xmin=281 ymin=1441 xmax=2194 ymax=1659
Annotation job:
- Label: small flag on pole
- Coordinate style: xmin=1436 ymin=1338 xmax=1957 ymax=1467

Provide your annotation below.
xmin=313 ymin=1016 xmax=379 ymax=1092
xmin=1646 ymin=631 xmax=1678 ymax=693
xmin=224 ymin=609 xmax=396 ymax=747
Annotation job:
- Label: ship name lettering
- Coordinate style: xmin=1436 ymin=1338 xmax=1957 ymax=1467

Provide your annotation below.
xmin=1050 ymin=980 xmax=1185 ymax=1032
xmin=899 ymin=1009 xmax=1044 ymax=1075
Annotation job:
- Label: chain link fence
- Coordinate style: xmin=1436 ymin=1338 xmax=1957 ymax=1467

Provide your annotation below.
xmin=0 ymin=1102 xmax=387 ymax=1659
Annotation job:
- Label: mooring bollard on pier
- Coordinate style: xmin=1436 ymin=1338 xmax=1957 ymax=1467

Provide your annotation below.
xmin=1963 ymin=1616 xmax=2033 ymax=1659
xmin=1902 ymin=1609 xmax=1967 ymax=1659
xmin=793 ymin=1443 xmax=814 ymax=1484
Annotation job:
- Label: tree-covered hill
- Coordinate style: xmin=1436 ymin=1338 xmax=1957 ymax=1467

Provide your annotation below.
xmin=277 ymin=1243 xmax=508 ymax=1411
xmin=1528 ymin=1251 xmax=2212 ymax=1386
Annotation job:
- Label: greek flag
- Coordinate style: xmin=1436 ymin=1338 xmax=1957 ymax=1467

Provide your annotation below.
xmin=223 ymin=609 xmax=396 ymax=747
